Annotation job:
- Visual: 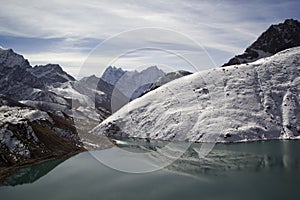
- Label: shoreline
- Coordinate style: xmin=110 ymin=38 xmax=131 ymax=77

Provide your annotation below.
xmin=0 ymin=148 xmax=86 ymax=185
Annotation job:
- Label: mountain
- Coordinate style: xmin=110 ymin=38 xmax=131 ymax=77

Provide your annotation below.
xmin=0 ymin=48 xmax=75 ymax=101
xmin=223 ymin=19 xmax=300 ymax=66
xmin=0 ymin=48 xmax=30 ymax=69
xmin=101 ymin=66 xmax=165 ymax=100
xmin=101 ymin=66 xmax=126 ymax=85
xmin=0 ymin=47 xmax=118 ymax=181
xmin=28 ymin=64 xmax=75 ymax=85
xmin=0 ymin=47 xmax=116 ymax=119
xmin=91 ymin=47 xmax=300 ymax=143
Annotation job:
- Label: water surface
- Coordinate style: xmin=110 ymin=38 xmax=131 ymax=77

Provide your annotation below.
xmin=1 ymin=140 xmax=299 ymax=200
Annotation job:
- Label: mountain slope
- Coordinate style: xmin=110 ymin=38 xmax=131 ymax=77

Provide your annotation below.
xmin=139 ymin=70 xmax=192 ymax=98
xmin=92 ymin=47 xmax=300 ymax=143
xmin=223 ymin=19 xmax=300 ymax=66
xmin=0 ymin=96 xmax=84 ymax=169
xmin=29 ymin=64 xmax=75 ymax=85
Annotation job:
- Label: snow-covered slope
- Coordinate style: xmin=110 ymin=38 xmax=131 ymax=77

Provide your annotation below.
xmin=92 ymin=47 xmax=300 ymax=143
xmin=223 ymin=19 xmax=300 ymax=66
xmin=0 ymin=96 xmax=84 ymax=168
xmin=140 ymin=70 xmax=192 ymax=98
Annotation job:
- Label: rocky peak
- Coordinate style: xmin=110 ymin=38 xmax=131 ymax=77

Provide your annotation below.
xmin=0 ymin=48 xmax=30 ymax=69
xmin=223 ymin=19 xmax=300 ymax=66
xmin=79 ymin=74 xmax=99 ymax=86
xmin=101 ymin=66 xmax=126 ymax=85
xmin=29 ymin=64 xmax=75 ymax=86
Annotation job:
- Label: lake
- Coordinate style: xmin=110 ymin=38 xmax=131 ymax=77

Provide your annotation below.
xmin=1 ymin=140 xmax=300 ymax=200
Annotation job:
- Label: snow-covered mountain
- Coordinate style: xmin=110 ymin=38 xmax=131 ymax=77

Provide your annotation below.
xmin=0 ymin=48 xmax=75 ymax=101
xmin=0 ymin=95 xmax=84 ymax=168
xmin=0 ymin=47 xmax=117 ymax=117
xmin=28 ymin=64 xmax=75 ymax=85
xmin=0 ymin=47 xmax=118 ymax=166
xmin=223 ymin=19 xmax=300 ymax=66
xmin=91 ymin=47 xmax=300 ymax=143
xmin=0 ymin=48 xmax=30 ymax=69
xmin=101 ymin=66 xmax=126 ymax=85
xmin=101 ymin=65 xmax=165 ymax=100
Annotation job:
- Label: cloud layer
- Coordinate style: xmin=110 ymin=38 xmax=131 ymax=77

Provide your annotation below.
xmin=0 ymin=0 xmax=299 ymax=78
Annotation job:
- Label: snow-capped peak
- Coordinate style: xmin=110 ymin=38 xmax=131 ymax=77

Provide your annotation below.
xmin=101 ymin=66 xmax=126 ymax=85
xmin=101 ymin=65 xmax=165 ymax=99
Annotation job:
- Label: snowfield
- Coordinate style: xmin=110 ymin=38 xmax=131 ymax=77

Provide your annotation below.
xmin=0 ymin=106 xmax=52 ymax=124
xmin=91 ymin=47 xmax=300 ymax=143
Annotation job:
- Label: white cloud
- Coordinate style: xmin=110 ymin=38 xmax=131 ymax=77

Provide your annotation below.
xmin=0 ymin=0 xmax=299 ymax=77
xmin=23 ymin=52 xmax=87 ymax=77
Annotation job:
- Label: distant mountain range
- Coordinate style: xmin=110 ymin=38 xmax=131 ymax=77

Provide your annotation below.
xmin=0 ymin=47 xmax=166 ymax=178
xmin=101 ymin=66 xmax=165 ymax=101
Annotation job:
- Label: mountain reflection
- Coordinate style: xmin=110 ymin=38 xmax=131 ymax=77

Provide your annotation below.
xmin=4 ymin=157 xmax=68 ymax=186
xmin=114 ymin=138 xmax=300 ymax=177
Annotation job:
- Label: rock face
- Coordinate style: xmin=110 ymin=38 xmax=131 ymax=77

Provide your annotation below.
xmin=0 ymin=48 xmax=30 ymax=69
xmin=0 ymin=48 xmax=75 ymax=101
xmin=91 ymin=47 xmax=300 ymax=143
xmin=29 ymin=64 xmax=75 ymax=85
xmin=223 ymin=19 xmax=300 ymax=66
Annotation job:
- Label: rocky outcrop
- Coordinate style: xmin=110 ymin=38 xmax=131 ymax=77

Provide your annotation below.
xmin=223 ymin=19 xmax=300 ymax=66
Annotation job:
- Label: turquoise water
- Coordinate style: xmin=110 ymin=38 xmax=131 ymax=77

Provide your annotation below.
xmin=1 ymin=140 xmax=300 ymax=200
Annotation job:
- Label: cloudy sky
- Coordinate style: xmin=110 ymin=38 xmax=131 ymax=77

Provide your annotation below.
xmin=0 ymin=0 xmax=299 ymax=78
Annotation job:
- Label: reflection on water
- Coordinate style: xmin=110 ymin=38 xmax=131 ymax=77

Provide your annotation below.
xmin=3 ymin=157 xmax=67 ymax=186
xmin=1 ymin=140 xmax=300 ymax=200
xmin=114 ymin=139 xmax=300 ymax=177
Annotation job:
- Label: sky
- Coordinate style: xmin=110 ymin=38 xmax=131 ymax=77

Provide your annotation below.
xmin=0 ymin=0 xmax=299 ymax=78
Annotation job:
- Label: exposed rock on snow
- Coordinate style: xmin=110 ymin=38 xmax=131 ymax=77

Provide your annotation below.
xmin=92 ymin=47 xmax=300 ymax=143
xmin=223 ymin=19 xmax=300 ymax=66
xmin=0 ymin=98 xmax=83 ymax=167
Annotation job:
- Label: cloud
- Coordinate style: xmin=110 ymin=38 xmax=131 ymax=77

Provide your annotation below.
xmin=0 ymin=0 xmax=299 ymax=78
